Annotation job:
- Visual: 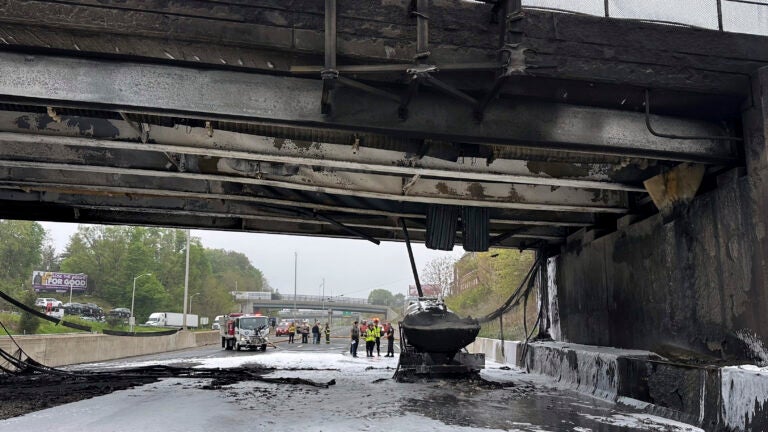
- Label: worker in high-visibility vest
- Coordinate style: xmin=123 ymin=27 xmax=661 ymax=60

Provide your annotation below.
xmin=365 ymin=322 xmax=377 ymax=357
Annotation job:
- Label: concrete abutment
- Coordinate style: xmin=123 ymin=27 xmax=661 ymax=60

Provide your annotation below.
xmin=530 ymin=67 xmax=768 ymax=431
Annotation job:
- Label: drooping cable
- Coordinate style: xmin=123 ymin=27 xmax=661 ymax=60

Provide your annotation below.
xmin=476 ymin=254 xmax=542 ymax=324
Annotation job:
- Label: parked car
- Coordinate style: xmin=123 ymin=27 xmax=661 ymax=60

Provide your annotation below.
xmin=81 ymin=303 xmax=105 ymax=320
xmin=108 ymin=308 xmax=131 ymax=319
xmin=35 ymin=297 xmax=63 ymax=308
xmin=46 ymin=307 xmax=64 ymax=319
xmin=63 ymin=302 xmax=84 ymax=315
xmin=275 ymin=323 xmax=290 ymax=337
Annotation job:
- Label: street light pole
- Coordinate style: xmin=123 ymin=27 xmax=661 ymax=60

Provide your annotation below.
xmin=189 ymin=292 xmax=201 ymax=315
xmin=69 ymin=273 xmax=85 ymax=304
xmin=183 ymin=229 xmax=190 ymax=330
xmin=293 ymin=251 xmax=297 ymax=315
xmin=130 ymin=272 xmax=152 ymax=332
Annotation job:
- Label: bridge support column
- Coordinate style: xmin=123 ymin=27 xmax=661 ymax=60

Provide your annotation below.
xmin=543 ymin=68 xmax=768 ymax=364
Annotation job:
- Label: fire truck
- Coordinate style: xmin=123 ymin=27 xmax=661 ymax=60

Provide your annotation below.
xmin=219 ymin=313 xmax=271 ymax=351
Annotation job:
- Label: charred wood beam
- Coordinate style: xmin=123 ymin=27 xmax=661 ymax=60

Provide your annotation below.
xmin=412 ymin=0 xmax=430 ymax=60
xmin=476 ymin=0 xmax=524 ymax=121
xmin=0 ymin=52 xmax=737 ymax=163
xmin=0 ymin=3 xmax=758 ymax=97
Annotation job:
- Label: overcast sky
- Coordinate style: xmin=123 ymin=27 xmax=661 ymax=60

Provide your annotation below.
xmin=39 ymin=222 xmax=465 ymax=300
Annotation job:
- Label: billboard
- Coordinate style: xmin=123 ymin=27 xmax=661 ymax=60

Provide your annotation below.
xmin=32 ymin=271 xmax=88 ymax=293
xmin=408 ymin=284 xmax=441 ymax=297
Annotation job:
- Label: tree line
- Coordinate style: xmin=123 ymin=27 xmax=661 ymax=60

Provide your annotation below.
xmin=0 ymin=220 xmax=270 ymax=323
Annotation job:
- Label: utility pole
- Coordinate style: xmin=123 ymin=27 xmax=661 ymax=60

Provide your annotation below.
xmin=293 ymin=251 xmax=298 ymax=316
xmin=321 ymin=278 xmax=325 ymax=312
xmin=182 ymin=229 xmax=190 ymax=330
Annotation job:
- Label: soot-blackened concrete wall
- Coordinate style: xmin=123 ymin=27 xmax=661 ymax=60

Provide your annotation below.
xmin=548 ymin=68 xmax=768 ymax=363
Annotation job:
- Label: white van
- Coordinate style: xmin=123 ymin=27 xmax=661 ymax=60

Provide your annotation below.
xmin=35 ymin=298 xmax=63 ymax=308
xmin=212 ymin=315 xmax=224 ymax=330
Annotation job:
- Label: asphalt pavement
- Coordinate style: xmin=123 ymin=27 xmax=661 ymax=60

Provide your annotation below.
xmin=0 ymin=332 xmax=703 ymax=432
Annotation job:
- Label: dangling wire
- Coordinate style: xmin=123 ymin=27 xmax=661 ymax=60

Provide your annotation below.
xmin=477 ymin=254 xmax=543 ymax=324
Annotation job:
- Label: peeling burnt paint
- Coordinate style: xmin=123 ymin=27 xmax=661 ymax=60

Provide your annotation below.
xmin=63 ymin=117 xmax=121 ymax=138
xmin=507 ymin=186 xmax=525 ymax=203
xmin=12 ymin=113 xmax=120 ymax=138
xmin=435 ymin=181 xmax=457 ymax=196
xmin=590 ymin=190 xmax=612 ymax=204
xmin=293 ymin=139 xmax=321 ymax=151
xmin=466 ymin=182 xmax=487 ymax=199
xmin=13 ymin=114 xmax=30 ymax=130
xmin=527 ymin=161 xmax=592 ymax=179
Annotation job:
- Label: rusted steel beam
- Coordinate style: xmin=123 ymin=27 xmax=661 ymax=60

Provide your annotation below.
xmin=0 ymin=52 xmax=737 ymax=163
xmin=0 ymin=126 xmax=647 ymax=191
xmin=320 ymin=0 xmax=338 ymax=114
xmin=0 ymin=159 xmax=630 ymax=213
xmin=0 ymin=179 xmax=596 ymax=228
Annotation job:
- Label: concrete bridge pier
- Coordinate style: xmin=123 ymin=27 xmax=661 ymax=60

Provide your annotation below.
xmin=534 ymin=68 xmax=768 ymax=430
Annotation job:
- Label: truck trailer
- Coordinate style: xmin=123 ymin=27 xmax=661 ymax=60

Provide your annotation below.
xmin=219 ymin=313 xmax=270 ymax=351
xmin=145 ymin=312 xmax=199 ymax=328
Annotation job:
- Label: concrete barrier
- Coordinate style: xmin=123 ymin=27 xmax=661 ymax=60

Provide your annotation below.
xmin=467 ymin=338 xmax=768 ymax=431
xmin=0 ymin=330 xmax=220 ymax=367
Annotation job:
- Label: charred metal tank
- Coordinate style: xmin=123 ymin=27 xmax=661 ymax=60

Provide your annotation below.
xmin=396 ymin=298 xmax=485 ymax=379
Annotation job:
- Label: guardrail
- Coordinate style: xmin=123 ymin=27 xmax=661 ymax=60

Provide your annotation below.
xmin=235 ymin=292 xmax=370 ymax=305
xmin=523 ymin=0 xmax=768 ymax=36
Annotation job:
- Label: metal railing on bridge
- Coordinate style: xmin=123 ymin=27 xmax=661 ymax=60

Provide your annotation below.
xmin=522 ymin=0 xmax=768 ymax=36
xmin=233 ymin=292 xmax=370 ymax=305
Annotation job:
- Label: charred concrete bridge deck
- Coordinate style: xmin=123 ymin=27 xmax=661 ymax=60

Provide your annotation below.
xmin=0 ymin=1 xmax=767 ymax=429
xmin=0 ymin=0 xmax=757 ymax=250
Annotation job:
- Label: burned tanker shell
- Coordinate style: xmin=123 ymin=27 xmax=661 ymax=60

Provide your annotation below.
xmin=401 ymin=301 xmax=481 ymax=354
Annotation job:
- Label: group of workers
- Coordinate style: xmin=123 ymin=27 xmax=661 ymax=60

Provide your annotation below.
xmin=349 ymin=318 xmax=395 ymax=358
xmin=285 ymin=321 xmax=330 ymax=344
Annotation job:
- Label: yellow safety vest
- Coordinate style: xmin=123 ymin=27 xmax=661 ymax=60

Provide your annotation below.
xmin=365 ymin=328 xmax=376 ymax=342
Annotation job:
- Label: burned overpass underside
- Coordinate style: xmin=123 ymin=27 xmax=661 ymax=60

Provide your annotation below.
xmin=0 ymin=1 xmax=767 ymax=427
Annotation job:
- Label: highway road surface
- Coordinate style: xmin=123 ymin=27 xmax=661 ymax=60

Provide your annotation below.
xmin=0 ymin=334 xmax=702 ymax=432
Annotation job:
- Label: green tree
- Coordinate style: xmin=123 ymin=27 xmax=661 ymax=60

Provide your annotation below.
xmin=0 ymin=220 xmax=46 ymax=287
xmin=39 ymin=242 xmax=60 ymax=272
xmin=368 ymin=289 xmax=395 ymax=306
xmin=132 ymin=276 xmax=169 ymax=322
xmin=392 ymin=293 xmax=406 ymax=308
xmin=17 ymin=290 xmax=40 ymax=334
xmin=56 ymin=225 xmax=266 ymax=322
xmin=445 ymin=249 xmax=536 ymax=340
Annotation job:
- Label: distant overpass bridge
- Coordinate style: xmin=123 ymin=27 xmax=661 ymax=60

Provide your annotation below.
xmin=234 ymin=293 xmax=395 ymax=319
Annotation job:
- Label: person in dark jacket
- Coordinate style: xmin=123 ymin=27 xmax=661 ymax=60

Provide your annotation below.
xmin=373 ymin=318 xmax=382 ymax=356
xmin=384 ymin=322 xmax=396 ymax=357
xmin=312 ymin=322 xmax=320 ymax=344
xmin=350 ymin=321 xmax=360 ymax=358
xmin=324 ymin=322 xmax=331 ymax=344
